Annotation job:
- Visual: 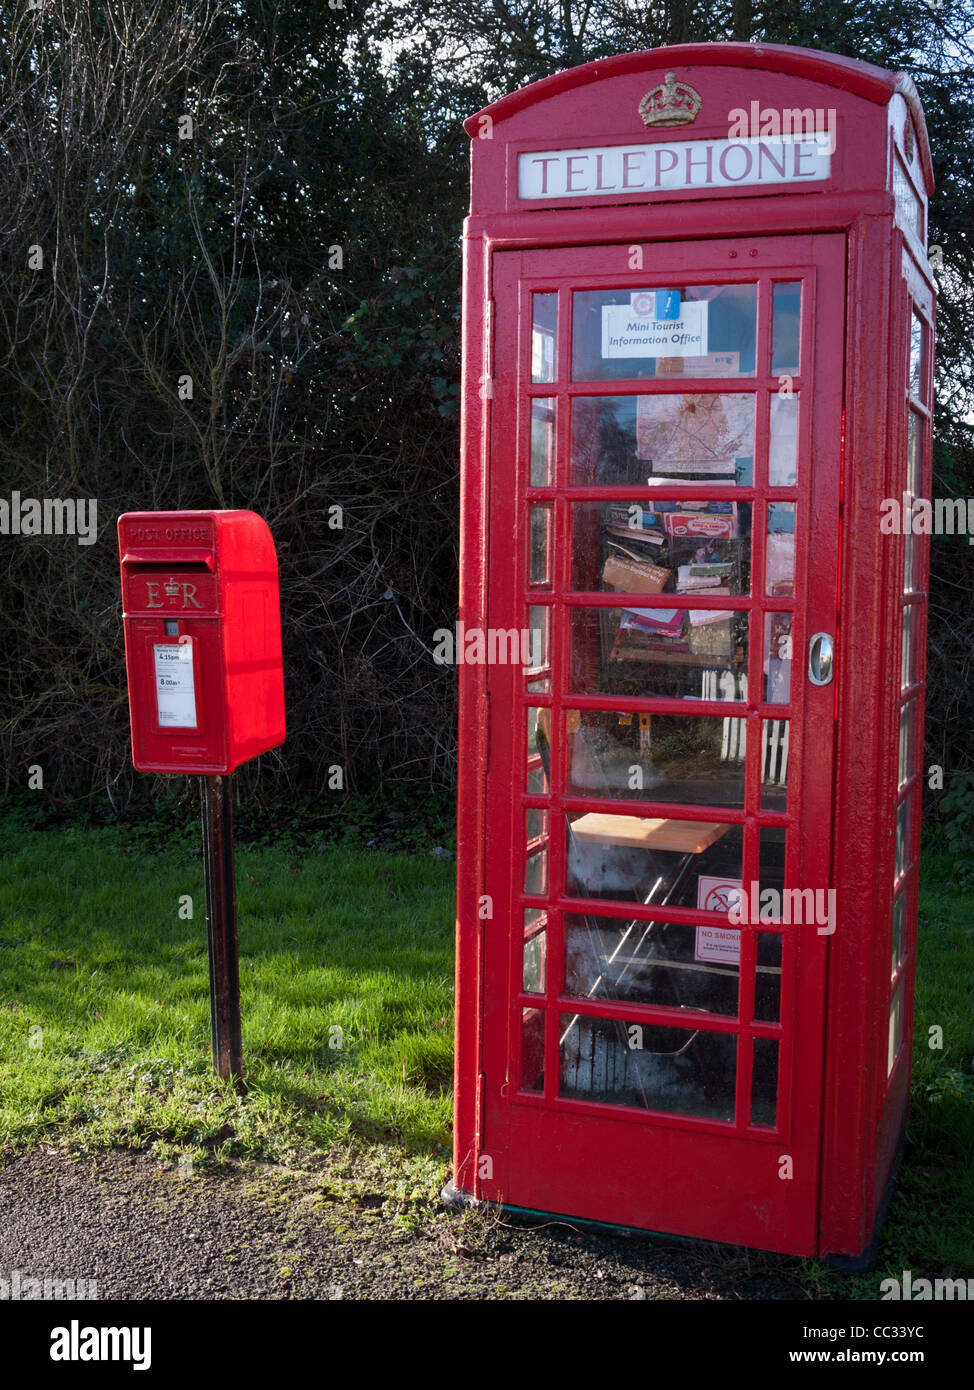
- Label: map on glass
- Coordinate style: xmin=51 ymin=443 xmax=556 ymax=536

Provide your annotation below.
xmin=636 ymin=393 xmax=753 ymax=473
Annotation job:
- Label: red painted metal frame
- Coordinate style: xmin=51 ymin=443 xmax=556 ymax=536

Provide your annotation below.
xmin=453 ymin=43 xmax=936 ymax=1260
xmin=478 ymin=236 xmax=842 ymax=1254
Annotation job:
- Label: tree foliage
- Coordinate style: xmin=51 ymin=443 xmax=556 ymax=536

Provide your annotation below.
xmin=0 ymin=0 xmax=971 ymax=808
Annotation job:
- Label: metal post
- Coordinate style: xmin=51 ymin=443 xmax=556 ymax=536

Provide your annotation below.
xmin=201 ymin=774 xmax=244 ymax=1089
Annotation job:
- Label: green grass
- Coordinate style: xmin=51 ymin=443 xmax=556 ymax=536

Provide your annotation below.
xmin=802 ymin=841 xmax=974 ymax=1294
xmin=871 ymin=845 xmax=974 ymax=1275
xmin=0 ymin=819 xmax=971 ymax=1291
xmin=0 ymin=822 xmax=455 ymax=1194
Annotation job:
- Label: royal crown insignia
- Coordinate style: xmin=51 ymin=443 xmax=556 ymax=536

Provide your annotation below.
xmin=639 ymin=71 xmax=702 ymax=128
xmin=164 ymin=577 xmax=180 ymax=598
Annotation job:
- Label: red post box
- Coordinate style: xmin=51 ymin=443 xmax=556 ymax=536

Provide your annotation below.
xmin=450 ymin=43 xmax=935 ymax=1262
xmin=118 ymin=510 xmax=285 ymax=774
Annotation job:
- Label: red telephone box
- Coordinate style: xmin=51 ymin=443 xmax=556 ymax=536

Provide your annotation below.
xmin=118 ymin=510 xmax=285 ymax=774
xmin=450 ymin=43 xmax=934 ymax=1261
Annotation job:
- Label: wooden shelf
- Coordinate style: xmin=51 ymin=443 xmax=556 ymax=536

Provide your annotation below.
xmin=569 ymin=813 xmax=730 ymax=854
xmin=608 ymin=648 xmax=743 ymax=667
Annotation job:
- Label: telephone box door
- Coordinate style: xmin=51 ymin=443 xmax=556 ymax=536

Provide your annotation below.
xmin=480 ymin=233 xmax=845 ymax=1255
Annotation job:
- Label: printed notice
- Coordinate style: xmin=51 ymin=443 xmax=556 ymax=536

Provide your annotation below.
xmin=694 ymin=923 xmax=742 ymax=965
xmin=154 ymin=642 xmax=198 ymax=728
xmin=602 ymin=298 xmax=707 ymax=359
xmin=695 ymin=876 xmax=742 ymax=964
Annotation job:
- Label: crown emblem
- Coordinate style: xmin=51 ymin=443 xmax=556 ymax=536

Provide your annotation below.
xmin=164 ymin=577 xmax=180 ymax=598
xmin=639 ymin=71 xmax=702 ymax=128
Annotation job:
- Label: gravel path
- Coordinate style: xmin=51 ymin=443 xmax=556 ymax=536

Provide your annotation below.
xmin=0 ymin=1148 xmax=806 ymax=1300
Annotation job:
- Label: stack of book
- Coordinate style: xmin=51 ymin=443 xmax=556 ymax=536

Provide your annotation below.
xmin=599 ymin=498 xmax=743 ymax=667
xmin=603 ymin=505 xmax=664 ymax=547
xmin=611 ymin=607 xmax=689 ymax=657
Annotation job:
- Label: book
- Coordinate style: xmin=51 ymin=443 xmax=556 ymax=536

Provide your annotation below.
xmin=688 ymin=561 xmax=735 ymax=579
xmin=688 ymin=620 xmax=733 ymax=657
xmin=621 ymin=607 xmax=685 ymax=639
xmin=664 ymin=512 xmax=737 ymax=539
xmin=689 ymin=601 xmax=733 ymax=627
xmin=602 ymin=554 xmax=670 ymax=593
xmin=604 ymin=524 xmax=664 ymax=545
xmin=676 ymin=565 xmax=723 ymax=590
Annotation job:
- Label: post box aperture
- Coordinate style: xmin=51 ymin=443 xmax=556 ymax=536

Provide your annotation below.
xmin=450 ymin=42 xmax=935 ymax=1262
xmin=118 ymin=510 xmax=285 ymax=774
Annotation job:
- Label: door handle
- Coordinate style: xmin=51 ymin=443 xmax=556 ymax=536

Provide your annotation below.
xmin=808 ymin=632 xmax=834 ymax=686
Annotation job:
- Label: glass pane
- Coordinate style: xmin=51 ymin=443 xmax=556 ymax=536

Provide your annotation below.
xmin=530 ymin=398 xmax=556 ymax=486
xmin=754 ymin=934 xmax=783 ymax=1023
xmin=560 ymin=1012 xmax=736 ymax=1120
xmin=751 ymin=1037 xmax=779 ymax=1126
xmin=759 ymin=826 xmax=787 ymax=903
xmin=565 ymin=710 xmax=746 ymax=807
xmin=571 ymin=393 xmax=755 ymax=486
xmin=907 ymin=411 xmax=920 ymax=496
xmin=523 ymin=909 xmax=546 ymax=993
xmin=527 ymin=605 xmax=550 ymax=683
xmin=566 ymin=813 xmax=742 ymax=906
xmin=898 ymin=702 xmax=914 ymax=790
xmin=526 ymin=706 xmax=549 ymax=793
xmin=760 ymin=719 xmax=789 ymax=811
xmin=569 ymin=605 xmax=748 ymax=701
xmin=764 ymin=612 xmax=793 ymax=703
xmin=901 ymin=604 xmax=915 ymax=691
xmin=766 ymin=502 xmax=796 ymax=596
xmin=891 ymin=893 xmax=904 ymax=977
xmin=904 ymin=413 xmax=921 ymax=593
xmin=565 ymin=914 xmax=739 ymax=1015
xmin=910 ymin=311 xmax=925 ymax=401
xmin=887 ymin=982 xmax=905 ymax=1078
xmin=895 ymin=794 xmax=912 ymax=882
xmin=531 ymin=293 xmax=557 ymax=383
xmin=771 ymin=282 xmax=801 ymax=375
xmin=893 ymin=155 xmax=923 ymax=241
xmin=768 ymin=393 xmax=798 ymax=486
xmin=529 ymin=505 xmax=552 ymax=586
xmin=572 ymin=284 xmax=757 ymax=382
xmin=525 ymin=808 xmax=548 ymax=895
xmin=571 ymin=499 xmax=751 ymax=595
xmin=521 ymin=1006 xmax=544 ymax=1091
